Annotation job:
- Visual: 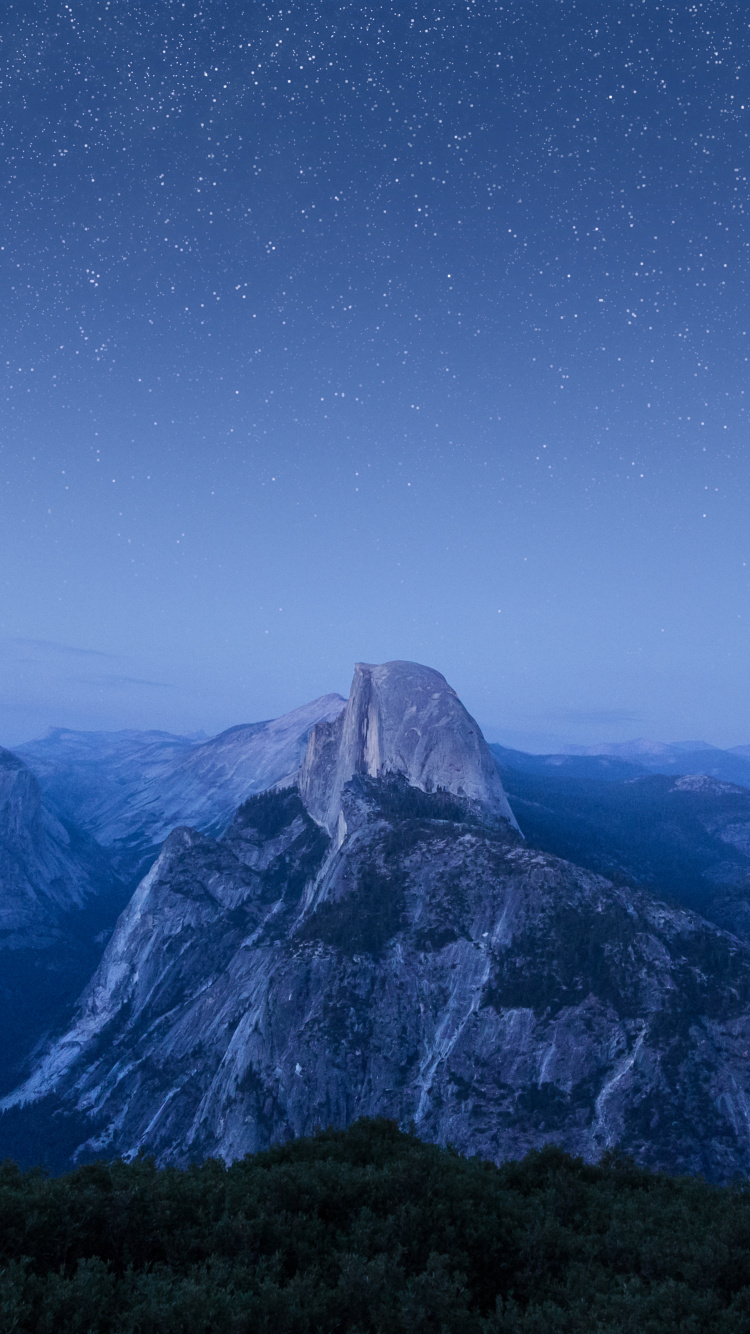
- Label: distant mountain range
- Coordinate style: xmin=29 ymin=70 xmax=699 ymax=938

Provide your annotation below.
xmin=490 ymin=740 xmax=750 ymax=789
xmin=16 ymin=694 xmax=345 ymax=881
xmin=492 ymin=757 xmax=750 ymax=935
xmin=3 ymin=662 xmax=750 ymax=1182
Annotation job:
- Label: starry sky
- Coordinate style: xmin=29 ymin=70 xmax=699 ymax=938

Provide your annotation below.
xmin=1 ymin=0 xmax=748 ymax=749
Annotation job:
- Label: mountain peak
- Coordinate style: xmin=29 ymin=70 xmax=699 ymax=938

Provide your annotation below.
xmin=299 ymin=660 xmax=519 ymax=835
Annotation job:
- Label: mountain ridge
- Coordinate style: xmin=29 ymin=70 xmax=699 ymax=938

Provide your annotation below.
xmin=17 ymin=694 xmax=346 ymax=879
xmin=6 ymin=774 xmax=750 ymax=1181
xmin=5 ymin=661 xmax=750 ymax=1182
xmin=490 ymin=741 xmax=750 ymax=791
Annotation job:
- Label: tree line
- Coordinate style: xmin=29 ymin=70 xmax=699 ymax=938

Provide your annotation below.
xmin=3 ymin=1117 xmax=750 ymax=1331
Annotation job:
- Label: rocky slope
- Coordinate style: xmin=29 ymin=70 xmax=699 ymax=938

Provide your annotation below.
xmin=0 ymin=747 xmax=128 ymax=1090
xmin=18 ymin=695 xmax=345 ymax=880
xmin=5 ymin=662 xmax=750 ymax=1181
xmin=0 ymin=747 xmax=121 ymax=951
xmin=496 ymin=764 xmax=750 ymax=940
xmin=5 ymin=776 xmax=750 ymax=1181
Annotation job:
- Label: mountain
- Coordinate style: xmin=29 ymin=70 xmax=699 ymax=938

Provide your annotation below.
xmin=623 ymin=745 xmax=750 ymax=787
xmin=536 ymin=739 xmax=750 ymax=789
xmin=490 ymin=744 xmax=649 ymax=783
xmin=493 ymin=763 xmax=750 ymax=939
xmin=300 ymin=660 xmax=519 ymax=836
xmin=2 ymin=692 xmax=344 ymax=1087
xmin=560 ymin=738 xmax=720 ymax=759
xmin=17 ymin=695 xmax=346 ymax=880
xmin=5 ymin=661 xmax=750 ymax=1182
xmin=0 ymin=747 xmax=128 ymax=1091
xmin=0 ymin=747 xmax=111 ymax=948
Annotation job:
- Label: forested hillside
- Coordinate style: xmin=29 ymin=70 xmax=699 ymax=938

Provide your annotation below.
xmin=3 ymin=1119 xmax=750 ymax=1332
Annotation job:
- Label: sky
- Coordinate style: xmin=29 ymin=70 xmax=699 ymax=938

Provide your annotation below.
xmin=0 ymin=0 xmax=748 ymax=750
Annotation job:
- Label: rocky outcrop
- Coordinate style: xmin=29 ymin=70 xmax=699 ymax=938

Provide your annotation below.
xmin=9 ymin=662 xmax=750 ymax=1181
xmin=0 ymin=747 xmax=115 ymax=950
xmin=299 ymin=661 xmax=518 ymax=836
xmin=0 ymin=747 xmax=128 ymax=1094
xmin=7 ymin=773 xmax=750 ymax=1182
xmin=18 ymin=695 xmax=346 ymax=880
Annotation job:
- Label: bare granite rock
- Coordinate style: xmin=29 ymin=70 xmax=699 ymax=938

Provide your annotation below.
xmin=8 ymin=663 xmax=750 ymax=1181
xmin=299 ymin=661 xmax=519 ymax=836
xmin=0 ymin=746 xmax=129 ymax=1093
xmin=6 ymin=772 xmax=750 ymax=1181
xmin=18 ymin=695 xmax=346 ymax=880
xmin=0 ymin=747 xmax=114 ymax=950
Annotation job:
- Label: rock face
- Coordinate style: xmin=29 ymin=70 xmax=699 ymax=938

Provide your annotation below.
xmin=6 ymin=775 xmax=750 ymax=1181
xmin=7 ymin=661 xmax=750 ymax=1184
xmin=8 ymin=661 xmax=750 ymax=1181
xmin=0 ymin=747 xmax=127 ymax=1093
xmin=300 ymin=661 xmax=518 ymax=836
xmin=0 ymin=747 xmax=116 ymax=950
xmin=18 ymin=695 xmax=346 ymax=880
xmin=1 ymin=694 xmax=344 ymax=1084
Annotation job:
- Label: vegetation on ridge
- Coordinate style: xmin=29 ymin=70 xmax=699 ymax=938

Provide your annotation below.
xmin=3 ymin=1118 xmax=750 ymax=1332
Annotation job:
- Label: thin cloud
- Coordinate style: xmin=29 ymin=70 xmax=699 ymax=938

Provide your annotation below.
xmin=73 ymin=674 xmax=175 ymax=690
xmin=10 ymin=638 xmax=120 ymax=660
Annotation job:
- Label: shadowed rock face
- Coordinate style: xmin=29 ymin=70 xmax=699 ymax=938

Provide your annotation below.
xmin=0 ymin=747 xmax=113 ymax=948
xmin=299 ymin=661 xmax=519 ymax=836
xmin=492 ymin=757 xmax=750 ymax=947
xmin=0 ymin=747 xmax=129 ymax=1094
xmin=6 ymin=778 xmax=750 ymax=1183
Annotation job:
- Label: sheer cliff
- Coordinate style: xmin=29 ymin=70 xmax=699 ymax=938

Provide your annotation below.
xmin=5 ymin=663 xmax=750 ymax=1181
xmin=299 ymin=661 xmax=518 ymax=836
xmin=0 ymin=747 xmax=120 ymax=951
xmin=0 ymin=746 xmax=127 ymax=1091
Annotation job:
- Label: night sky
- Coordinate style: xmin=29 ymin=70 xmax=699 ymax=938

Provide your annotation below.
xmin=1 ymin=0 xmax=748 ymax=749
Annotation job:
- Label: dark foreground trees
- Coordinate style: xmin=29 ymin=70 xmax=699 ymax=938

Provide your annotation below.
xmin=3 ymin=1117 xmax=750 ymax=1332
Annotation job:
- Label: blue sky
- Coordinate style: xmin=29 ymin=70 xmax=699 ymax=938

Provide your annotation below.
xmin=1 ymin=1 xmax=748 ymax=748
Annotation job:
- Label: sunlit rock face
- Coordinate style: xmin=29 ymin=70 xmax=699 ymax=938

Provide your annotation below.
xmin=299 ymin=661 xmax=519 ymax=836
